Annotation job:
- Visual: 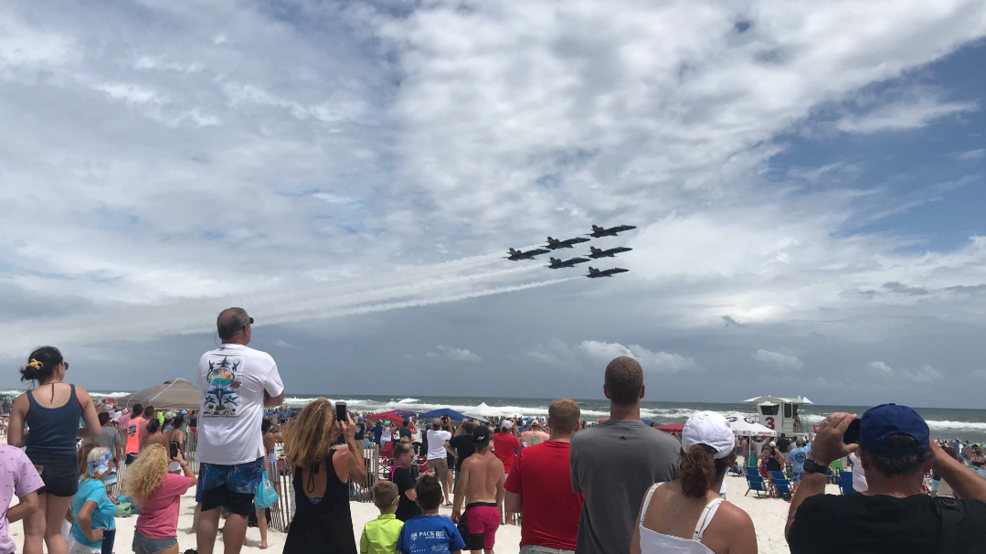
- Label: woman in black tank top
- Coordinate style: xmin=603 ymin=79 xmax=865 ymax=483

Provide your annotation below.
xmin=281 ymin=398 xmax=367 ymax=554
xmin=9 ymin=346 xmax=101 ymax=554
xmin=761 ymin=445 xmax=785 ymax=473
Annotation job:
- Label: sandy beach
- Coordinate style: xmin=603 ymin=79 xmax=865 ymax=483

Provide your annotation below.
xmin=4 ymin=474 xmax=835 ymax=554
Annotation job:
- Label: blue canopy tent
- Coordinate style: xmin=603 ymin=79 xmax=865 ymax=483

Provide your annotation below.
xmin=418 ymin=408 xmax=471 ymax=421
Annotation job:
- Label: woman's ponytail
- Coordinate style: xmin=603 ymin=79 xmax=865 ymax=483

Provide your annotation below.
xmin=20 ymin=346 xmax=62 ymax=383
xmin=679 ymin=443 xmax=739 ymax=498
xmin=680 ymin=444 xmax=718 ymax=498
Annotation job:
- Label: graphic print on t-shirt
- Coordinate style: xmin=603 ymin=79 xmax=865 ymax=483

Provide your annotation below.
xmin=203 ymin=355 xmax=243 ymax=417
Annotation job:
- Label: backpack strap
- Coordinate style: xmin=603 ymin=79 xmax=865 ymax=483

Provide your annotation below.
xmin=936 ymin=497 xmax=965 ymax=554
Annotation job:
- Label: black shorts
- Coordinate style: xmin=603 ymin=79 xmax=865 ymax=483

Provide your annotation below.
xmin=27 ymin=451 xmax=78 ymax=497
xmin=126 ymin=453 xmax=139 ymax=465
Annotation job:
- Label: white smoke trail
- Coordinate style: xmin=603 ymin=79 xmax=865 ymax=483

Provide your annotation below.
xmin=0 ymin=246 xmax=582 ymax=356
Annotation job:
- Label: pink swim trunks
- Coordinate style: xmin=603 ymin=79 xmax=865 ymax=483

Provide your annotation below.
xmin=466 ymin=503 xmax=500 ymax=550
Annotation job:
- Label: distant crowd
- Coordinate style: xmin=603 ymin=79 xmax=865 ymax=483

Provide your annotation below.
xmin=3 ymin=306 xmax=986 ymax=554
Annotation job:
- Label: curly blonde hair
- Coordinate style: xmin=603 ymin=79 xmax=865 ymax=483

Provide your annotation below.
xmin=283 ymin=398 xmax=338 ymax=468
xmin=125 ymin=444 xmax=169 ymax=504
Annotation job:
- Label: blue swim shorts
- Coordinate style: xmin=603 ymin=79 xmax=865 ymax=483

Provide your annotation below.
xmin=197 ymin=458 xmax=263 ymax=516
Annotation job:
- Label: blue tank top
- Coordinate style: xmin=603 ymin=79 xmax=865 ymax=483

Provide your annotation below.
xmin=25 ymin=384 xmax=82 ymax=457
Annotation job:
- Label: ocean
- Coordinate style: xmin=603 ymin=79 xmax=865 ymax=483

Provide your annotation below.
xmin=47 ymin=390 xmax=986 ymax=442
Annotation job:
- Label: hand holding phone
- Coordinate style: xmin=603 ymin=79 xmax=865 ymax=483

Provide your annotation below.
xmin=336 ymin=401 xmax=347 ymax=423
xmin=842 ymin=418 xmax=861 ymax=445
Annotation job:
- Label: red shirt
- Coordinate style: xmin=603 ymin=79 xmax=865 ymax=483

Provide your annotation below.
xmin=493 ymin=432 xmax=522 ymax=473
xmin=504 ymin=441 xmax=583 ymax=550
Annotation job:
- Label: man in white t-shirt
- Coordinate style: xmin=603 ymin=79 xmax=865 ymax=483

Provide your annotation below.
xmin=195 ymin=307 xmax=285 ymax=554
xmin=426 ymin=418 xmax=453 ymax=505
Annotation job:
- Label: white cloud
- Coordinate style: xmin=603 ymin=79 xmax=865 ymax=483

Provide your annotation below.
xmin=270 ymin=339 xmax=295 ymax=348
xmin=427 ymin=345 xmax=482 ymax=362
xmin=0 ymin=0 xmax=984 ymax=405
xmin=866 ymin=361 xmax=944 ymax=382
xmin=835 ymin=97 xmax=978 ymax=134
xmin=866 ymin=361 xmax=894 ymax=374
xmin=951 ymin=149 xmax=986 ymax=161
xmin=577 ymin=340 xmax=699 ymax=373
xmin=752 ymin=349 xmax=805 ymax=371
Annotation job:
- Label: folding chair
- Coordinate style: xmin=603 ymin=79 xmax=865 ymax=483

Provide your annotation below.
xmin=770 ymin=471 xmax=793 ymax=500
xmin=745 ymin=467 xmax=767 ymax=497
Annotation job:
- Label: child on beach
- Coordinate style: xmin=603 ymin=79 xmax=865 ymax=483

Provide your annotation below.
xmin=68 ymin=445 xmax=118 ymax=554
xmin=361 ymin=481 xmax=404 ymax=554
xmin=397 ymin=475 xmax=465 ymax=554
xmin=125 ymin=444 xmax=197 ymax=554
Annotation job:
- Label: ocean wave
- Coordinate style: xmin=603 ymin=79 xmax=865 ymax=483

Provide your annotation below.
xmin=2 ymin=389 xmax=132 ymax=399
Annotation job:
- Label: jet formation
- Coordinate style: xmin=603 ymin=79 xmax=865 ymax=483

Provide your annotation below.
xmin=504 ymin=224 xmax=635 ymax=279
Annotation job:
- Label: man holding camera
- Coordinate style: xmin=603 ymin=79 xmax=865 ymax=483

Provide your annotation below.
xmin=786 ymin=404 xmax=986 ymax=553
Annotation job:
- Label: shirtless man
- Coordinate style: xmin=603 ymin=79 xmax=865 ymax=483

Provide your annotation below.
xmin=452 ymin=426 xmax=505 ymax=554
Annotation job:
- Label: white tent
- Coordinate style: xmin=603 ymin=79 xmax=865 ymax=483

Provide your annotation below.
xmin=729 ymin=419 xmax=777 ymax=437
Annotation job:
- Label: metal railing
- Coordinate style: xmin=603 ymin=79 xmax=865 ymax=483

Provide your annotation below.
xmin=111 ymin=438 xmax=382 ymax=533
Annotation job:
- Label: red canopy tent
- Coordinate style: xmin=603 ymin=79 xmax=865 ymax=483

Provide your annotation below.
xmin=364 ymin=411 xmax=405 ymax=425
xmin=655 ymin=423 xmax=685 ymax=434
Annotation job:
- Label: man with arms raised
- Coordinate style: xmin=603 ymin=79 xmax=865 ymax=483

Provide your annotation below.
xmin=195 ymin=308 xmax=285 ymax=554
xmin=570 ymin=356 xmax=680 ymax=554
xmin=787 ymin=404 xmax=986 ymax=553
xmin=427 ymin=418 xmax=453 ymax=506
xmin=453 ymin=426 xmax=505 ymax=554
xmin=505 ymin=399 xmax=584 ymax=554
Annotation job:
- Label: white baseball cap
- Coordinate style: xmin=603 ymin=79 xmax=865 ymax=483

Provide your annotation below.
xmin=682 ymin=411 xmax=735 ymax=460
xmin=502 ymin=420 xmax=513 ymax=430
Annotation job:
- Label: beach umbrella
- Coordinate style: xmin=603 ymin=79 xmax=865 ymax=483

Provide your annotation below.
xmin=418 ymin=409 xmax=470 ymax=421
xmin=116 ymin=379 xmax=201 ymax=411
xmin=655 ymin=423 xmax=685 ymax=434
xmin=729 ymin=419 xmax=777 ymax=437
xmin=364 ymin=411 xmax=405 ymax=425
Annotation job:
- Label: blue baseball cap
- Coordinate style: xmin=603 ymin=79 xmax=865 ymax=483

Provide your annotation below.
xmin=860 ymin=403 xmax=929 ymax=456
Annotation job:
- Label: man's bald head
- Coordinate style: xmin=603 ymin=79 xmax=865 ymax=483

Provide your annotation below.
xmin=217 ymin=307 xmax=251 ymax=341
xmin=604 ymin=356 xmax=644 ymax=406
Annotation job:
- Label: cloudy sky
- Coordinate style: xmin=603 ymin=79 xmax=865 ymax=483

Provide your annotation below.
xmin=1 ymin=0 xmax=985 ymax=408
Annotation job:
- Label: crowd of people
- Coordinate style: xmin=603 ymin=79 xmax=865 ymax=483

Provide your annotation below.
xmin=2 ymin=306 xmax=986 ymax=554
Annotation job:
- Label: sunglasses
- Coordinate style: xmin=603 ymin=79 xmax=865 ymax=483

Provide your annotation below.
xmin=63 ymin=362 xmax=69 ymax=370
xmin=393 ymin=493 xmax=400 ymax=505
xmin=249 ymin=317 xmax=254 ymax=325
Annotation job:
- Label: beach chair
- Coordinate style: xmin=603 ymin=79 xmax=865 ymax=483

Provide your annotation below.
xmin=770 ymin=471 xmax=792 ymax=500
xmin=839 ymin=471 xmax=855 ymax=494
xmin=745 ymin=467 xmax=767 ymax=497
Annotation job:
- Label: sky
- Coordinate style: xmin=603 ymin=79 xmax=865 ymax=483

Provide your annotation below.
xmin=1 ymin=0 xmax=985 ymax=408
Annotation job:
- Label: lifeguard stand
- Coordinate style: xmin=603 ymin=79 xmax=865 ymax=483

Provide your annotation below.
xmin=743 ymin=396 xmax=812 ymax=435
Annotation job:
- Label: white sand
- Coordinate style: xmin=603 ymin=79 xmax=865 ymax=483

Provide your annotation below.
xmin=7 ymin=476 xmax=828 ymax=553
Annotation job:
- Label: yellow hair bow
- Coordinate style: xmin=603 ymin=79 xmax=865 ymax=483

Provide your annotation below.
xmin=26 ymin=359 xmax=43 ymax=370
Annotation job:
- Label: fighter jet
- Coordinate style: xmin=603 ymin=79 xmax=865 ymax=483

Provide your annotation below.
xmin=586 ymin=267 xmax=629 ymax=278
xmin=504 ymin=247 xmax=550 ymax=261
xmin=588 ymin=246 xmax=633 ymax=259
xmin=544 ymin=236 xmax=591 ymax=250
xmin=545 ymin=256 xmax=590 ymax=269
xmin=587 ymin=224 xmax=637 ymax=238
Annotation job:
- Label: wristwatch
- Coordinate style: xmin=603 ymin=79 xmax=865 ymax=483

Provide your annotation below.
xmin=803 ymin=458 xmax=828 ymax=474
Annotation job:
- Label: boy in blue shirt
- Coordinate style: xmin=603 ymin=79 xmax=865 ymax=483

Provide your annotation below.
xmin=397 ymin=474 xmax=465 ymax=554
